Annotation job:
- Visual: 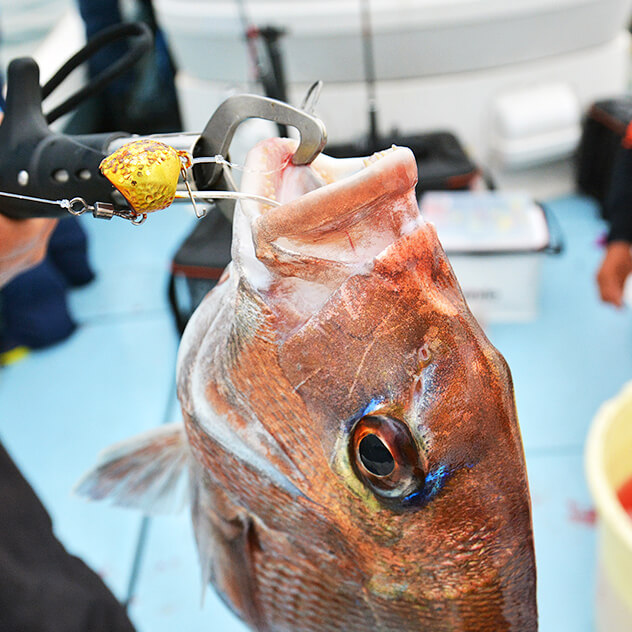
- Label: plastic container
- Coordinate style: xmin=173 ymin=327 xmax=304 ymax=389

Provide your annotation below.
xmin=419 ymin=191 xmax=552 ymax=323
xmin=491 ymin=82 xmax=582 ymax=169
xmin=585 ymin=382 xmax=632 ymax=632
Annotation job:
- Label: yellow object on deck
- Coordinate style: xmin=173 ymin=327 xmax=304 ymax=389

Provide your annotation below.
xmin=0 ymin=346 xmax=30 ymax=366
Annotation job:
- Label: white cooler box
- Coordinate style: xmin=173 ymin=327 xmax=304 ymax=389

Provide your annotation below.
xmin=420 ymin=192 xmax=553 ymax=324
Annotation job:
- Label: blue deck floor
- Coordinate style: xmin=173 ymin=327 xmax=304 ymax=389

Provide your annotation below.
xmin=0 ymin=194 xmax=627 ymax=631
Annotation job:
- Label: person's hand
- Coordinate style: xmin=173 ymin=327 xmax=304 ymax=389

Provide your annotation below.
xmin=0 ymin=109 xmax=58 ymax=288
xmin=596 ymin=240 xmax=632 ymax=308
xmin=0 ymin=215 xmax=57 ymax=288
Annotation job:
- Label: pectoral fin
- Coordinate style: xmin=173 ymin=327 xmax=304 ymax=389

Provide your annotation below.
xmin=75 ymin=422 xmax=190 ymax=514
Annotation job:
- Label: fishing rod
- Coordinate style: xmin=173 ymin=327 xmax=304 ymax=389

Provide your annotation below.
xmin=360 ymin=0 xmax=379 ymax=153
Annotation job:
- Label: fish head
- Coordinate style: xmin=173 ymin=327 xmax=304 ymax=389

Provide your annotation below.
xmin=179 ymin=138 xmax=536 ymax=629
xmin=280 ymin=222 xmax=535 ymax=616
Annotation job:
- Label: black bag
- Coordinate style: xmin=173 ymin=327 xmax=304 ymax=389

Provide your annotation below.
xmin=576 ymin=97 xmax=632 ymax=217
xmin=327 ymin=131 xmax=481 ymax=193
xmin=168 ymin=207 xmax=232 ymax=333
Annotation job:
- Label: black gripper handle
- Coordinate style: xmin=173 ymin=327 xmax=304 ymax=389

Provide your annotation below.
xmin=0 ymin=58 xmax=127 ymax=220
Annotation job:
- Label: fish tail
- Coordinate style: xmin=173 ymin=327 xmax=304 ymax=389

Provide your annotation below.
xmin=75 ymin=422 xmax=190 ymax=514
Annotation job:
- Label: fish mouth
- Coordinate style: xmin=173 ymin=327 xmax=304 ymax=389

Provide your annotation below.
xmin=234 ymin=139 xmax=424 ymax=315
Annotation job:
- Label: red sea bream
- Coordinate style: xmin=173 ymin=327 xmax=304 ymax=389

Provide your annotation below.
xmin=78 ymin=139 xmax=537 ymax=631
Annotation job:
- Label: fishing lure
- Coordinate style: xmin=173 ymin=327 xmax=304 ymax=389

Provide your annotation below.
xmin=100 ymin=139 xmax=191 ymax=214
xmin=100 ymin=139 xmax=281 ymax=220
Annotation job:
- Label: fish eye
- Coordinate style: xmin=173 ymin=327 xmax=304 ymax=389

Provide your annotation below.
xmin=350 ymin=415 xmax=427 ymax=504
xmin=358 ymin=434 xmax=395 ymax=476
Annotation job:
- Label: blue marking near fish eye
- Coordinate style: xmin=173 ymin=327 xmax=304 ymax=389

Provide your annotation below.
xmin=361 ymin=398 xmax=385 ymax=418
xmin=402 ymin=464 xmax=453 ymax=508
xmin=344 ymin=397 xmax=386 ymax=431
xmin=401 ymin=491 xmax=423 ymax=507
xmin=425 ymin=464 xmax=452 ymax=493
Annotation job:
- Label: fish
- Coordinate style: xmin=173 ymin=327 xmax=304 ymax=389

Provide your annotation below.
xmin=77 ymin=139 xmax=537 ymax=631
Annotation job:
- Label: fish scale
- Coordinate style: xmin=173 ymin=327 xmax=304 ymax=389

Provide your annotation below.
xmin=252 ymin=550 xmax=376 ymax=632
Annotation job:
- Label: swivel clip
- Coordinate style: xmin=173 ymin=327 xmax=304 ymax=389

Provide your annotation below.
xmin=66 ymin=197 xmax=147 ymax=226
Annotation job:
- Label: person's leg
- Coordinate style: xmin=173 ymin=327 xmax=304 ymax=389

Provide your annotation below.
xmin=75 ymin=0 xmax=182 ymax=133
xmin=76 ymin=0 xmax=132 ymax=100
xmin=47 ymin=218 xmax=95 ymax=288
xmin=0 ymin=259 xmax=75 ymax=353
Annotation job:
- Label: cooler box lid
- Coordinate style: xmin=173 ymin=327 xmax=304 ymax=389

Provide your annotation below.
xmin=419 ymin=191 xmax=550 ymax=254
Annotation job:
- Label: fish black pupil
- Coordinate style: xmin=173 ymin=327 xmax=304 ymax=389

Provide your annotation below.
xmin=359 ymin=434 xmax=394 ymax=476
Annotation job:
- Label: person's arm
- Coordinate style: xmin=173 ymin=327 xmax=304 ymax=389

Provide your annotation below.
xmin=597 ymin=241 xmax=632 ymax=307
xmin=0 ymin=216 xmax=57 ymax=288
xmin=596 ymin=142 xmax=632 ymax=307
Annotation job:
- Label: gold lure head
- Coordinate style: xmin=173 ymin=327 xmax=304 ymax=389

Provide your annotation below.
xmin=100 ymin=140 xmax=191 ymax=213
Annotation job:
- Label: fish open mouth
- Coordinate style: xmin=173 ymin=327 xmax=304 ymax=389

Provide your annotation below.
xmin=235 ymin=138 xmax=424 ymax=292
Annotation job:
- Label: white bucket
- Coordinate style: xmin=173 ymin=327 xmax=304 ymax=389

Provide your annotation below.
xmin=585 ymin=382 xmax=632 ymax=631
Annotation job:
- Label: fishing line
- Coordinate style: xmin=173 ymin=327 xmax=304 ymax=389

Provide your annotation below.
xmin=173 ymin=190 xmax=281 ymax=207
xmin=300 ymin=80 xmax=323 ymax=115
xmin=0 ymin=190 xmax=71 ymax=209
xmin=0 ymin=193 xmax=68 ymax=263
xmin=359 ymin=0 xmax=379 ymax=152
xmin=0 ymin=191 xmax=70 ymax=209
xmin=235 ymin=0 xmax=261 ymax=91
xmin=0 ymin=149 xmax=283 ymax=225
xmin=0 ymin=184 xmax=280 ymax=226
xmin=191 ymin=154 xmax=290 ymax=176
xmin=179 ymin=153 xmax=284 ymax=215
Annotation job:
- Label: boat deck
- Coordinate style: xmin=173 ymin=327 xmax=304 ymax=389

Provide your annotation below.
xmin=0 ymin=194 xmax=627 ymax=631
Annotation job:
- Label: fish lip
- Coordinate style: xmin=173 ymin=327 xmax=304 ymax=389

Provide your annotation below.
xmin=237 ymin=141 xmax=423 ymax=297
xmin=238 ymin=139 xmax=420 ymax=240
xmin=255 ymin=145 xmax=418 ymax=219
